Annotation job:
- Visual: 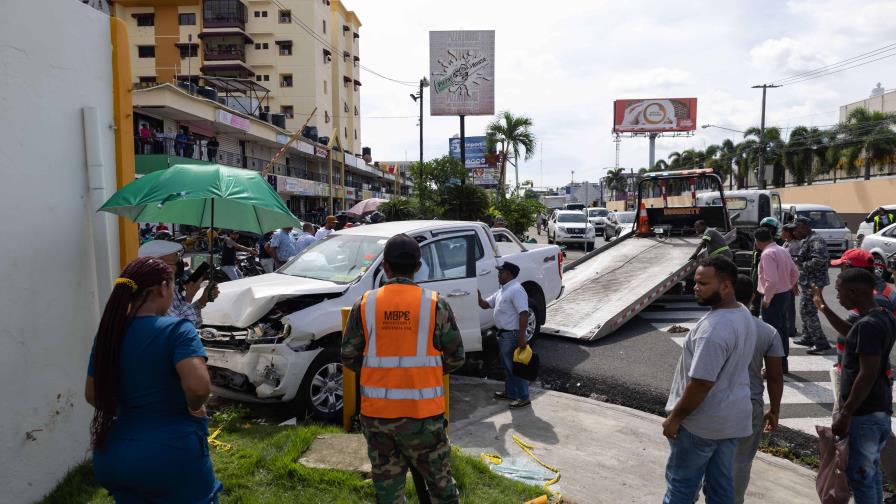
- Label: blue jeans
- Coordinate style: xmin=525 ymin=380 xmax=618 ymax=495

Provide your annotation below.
xmin=664 ymin=426 xmax=738 ymax=504
xmin=761 ymin=290 xmax=792 ymax=368
xmin=498 ymin=330 xmax=529 ymax=401
xmin=848 ymin=412 xmax=891 ymax=504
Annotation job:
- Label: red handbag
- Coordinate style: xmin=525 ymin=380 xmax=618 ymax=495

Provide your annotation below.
xmin=816 ymin=425 xmax=850 ymax=504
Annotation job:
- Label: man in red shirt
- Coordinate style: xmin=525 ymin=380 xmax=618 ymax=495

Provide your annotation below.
xmin=755 ymin=227 xmax=799 ymax=373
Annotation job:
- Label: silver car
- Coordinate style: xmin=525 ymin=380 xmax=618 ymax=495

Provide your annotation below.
xmin=860 ymin=222 xmax=896 ymax=280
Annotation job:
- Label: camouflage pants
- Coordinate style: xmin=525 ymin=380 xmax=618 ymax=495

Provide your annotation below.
xmin=799 ymin=285 xmax=829 ymax=347
xmin=361 ymin=415 xmax=458 ymax=504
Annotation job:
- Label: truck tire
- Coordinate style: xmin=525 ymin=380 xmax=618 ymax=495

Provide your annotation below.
xmin=295 ymin=346 xmax=343 ymax=423
xmin=525 ymin=296 xmax=544 ymax=344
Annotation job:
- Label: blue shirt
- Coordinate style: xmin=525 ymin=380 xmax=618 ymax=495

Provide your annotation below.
xmin=88 ymin=317 xmax=207 ymax=438
xmin=270 ymin=229 xmax=296 ymax=261
xmin=294 ymin=232 xmax=317 ymax=254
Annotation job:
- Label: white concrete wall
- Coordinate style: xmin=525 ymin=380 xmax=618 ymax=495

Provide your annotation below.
xmin=0 ymin=1 xmax=119 ymax=502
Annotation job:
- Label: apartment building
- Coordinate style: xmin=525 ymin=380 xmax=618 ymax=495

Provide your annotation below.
xmin=111 ymin=0 xmax=361 ymax=153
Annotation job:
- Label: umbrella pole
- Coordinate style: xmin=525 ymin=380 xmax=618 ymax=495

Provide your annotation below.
xmin=208 ymin=198 xmax=217 ymax=302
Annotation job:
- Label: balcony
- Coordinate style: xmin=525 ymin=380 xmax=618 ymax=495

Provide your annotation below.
xmin=204 ymin=46 xmax=246 ymax=62
xmin=203 ymin=0 xmax=247 ymax=30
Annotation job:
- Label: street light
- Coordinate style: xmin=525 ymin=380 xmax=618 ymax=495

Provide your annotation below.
xmin=409 ymin=77 xmax=430 ymax=167
xmin=701 ymin=124 xmax=746 ymax=134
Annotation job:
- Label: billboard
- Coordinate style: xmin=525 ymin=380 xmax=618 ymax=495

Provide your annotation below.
xmin=449 ymin=135 xmax=499 ymax=187
xmin=613 ymin=98 xmax=697 ymax=133
xmin=429 ymin=30 xmax=495 ymax=116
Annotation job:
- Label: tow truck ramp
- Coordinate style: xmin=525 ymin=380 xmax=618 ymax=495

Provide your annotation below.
xmin=541 ymin=235 xmax=701 ymax=341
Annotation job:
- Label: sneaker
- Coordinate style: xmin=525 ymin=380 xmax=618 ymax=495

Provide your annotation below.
xmin=509 ymin=399 xmax=531 ymax=408
xmin=793 ymin=338 xmax=814 ymax=347
xmin=494 ymin=392 xmax=512 ymax=401
xmin=807 ymin=346 xmax=836 ymax=355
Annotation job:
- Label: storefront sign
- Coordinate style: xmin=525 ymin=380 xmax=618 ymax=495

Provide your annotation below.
xmin=216 ymin=110 xmax=251 ymax=132
xmin=345 ymin=187 xmax=356 ymax=199
xmin=315 ymin=146 xmax=329 ymax=158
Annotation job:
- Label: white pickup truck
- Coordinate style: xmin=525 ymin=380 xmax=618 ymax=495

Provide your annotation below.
xmin=199 ymin=220 xmax=564 ymax=421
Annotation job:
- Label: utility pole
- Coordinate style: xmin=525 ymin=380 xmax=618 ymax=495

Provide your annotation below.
xmin=410 ymin=77 xmax=429 ymax=167
xmin=751 ymin=84 xmax=780 ymax=189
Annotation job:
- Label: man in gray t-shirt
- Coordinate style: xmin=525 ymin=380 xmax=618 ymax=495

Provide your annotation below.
xmin=731 ymin=275 xmax=784 ymax=504
xmin=663 ymin=256 xmax=756 ymax=503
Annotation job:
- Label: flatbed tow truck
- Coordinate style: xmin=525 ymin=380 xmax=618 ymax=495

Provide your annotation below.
xmin=541 ymin=169 xmax=734 ymax=341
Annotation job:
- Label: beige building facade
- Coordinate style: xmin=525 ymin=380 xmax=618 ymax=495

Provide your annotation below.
xmin=112 ymin=0 xmax=362 ymax=153
xmin=839 ymin=84 xmax=896 ymax=121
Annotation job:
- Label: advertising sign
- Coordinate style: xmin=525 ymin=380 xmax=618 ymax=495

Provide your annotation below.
xmin=449 ymin=135 xmax=499 ymax=187
xmin=429 ymin=30 xmax=495 ymax=116
xmin=612 ymin=98 xmax=697 ymax=133
xmin=216 ymin=110 xmax=251 ymax=132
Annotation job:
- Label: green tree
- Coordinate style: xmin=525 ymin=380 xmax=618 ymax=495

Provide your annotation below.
xmin=492 ymin=195 xmax=546 ymax=236
xmin=408 ymin=156 xmax=466 ymax=218
xmin=604 ymin=168 xmax=627 ymax=197
xmin=486 ymin=111 xmax=537 ymax=197
xmin=440 ymin=184 xmax=490 ymax=221
xmin=652 ymin=159 xmax=670 ymax=171
xmin=743 ymin=126 xmax=785 ymax=187
xmin=783 ymin=126 xmax=823 ymax=185
xmin=836 ymin=108 xmax=896 ymax=180
xmin=715 ymin=139 xmax=738 ymax=189
xmin=379 ymin=198 xmax=414 ymax=221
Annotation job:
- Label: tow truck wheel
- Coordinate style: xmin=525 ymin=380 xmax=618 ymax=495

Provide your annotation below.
xmin=296 ymin=346 xmax=343 ymax=423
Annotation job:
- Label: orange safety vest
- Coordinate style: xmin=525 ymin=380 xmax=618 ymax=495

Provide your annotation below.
xmin=359 ymin=284 xmax=444 ymax=419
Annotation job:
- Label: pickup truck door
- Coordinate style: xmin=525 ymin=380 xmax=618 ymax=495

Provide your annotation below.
xmin=416 ymin=231 xmax=482 ymax=352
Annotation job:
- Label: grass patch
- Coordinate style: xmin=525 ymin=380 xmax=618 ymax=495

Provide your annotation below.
xmin=40 ymin=423 xmax=547 ymax=504
xmin=758 ymin=439 xmax=820 ymax=470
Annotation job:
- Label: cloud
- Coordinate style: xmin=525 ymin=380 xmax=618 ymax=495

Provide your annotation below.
xmin=749 ymin=37 xmax=832 ymax=75
xmin=606 ymin=68 xmax=693 ymax=94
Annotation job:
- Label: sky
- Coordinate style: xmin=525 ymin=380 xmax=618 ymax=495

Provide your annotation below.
xmin=349 ymin=0 xmax=896 ymax=189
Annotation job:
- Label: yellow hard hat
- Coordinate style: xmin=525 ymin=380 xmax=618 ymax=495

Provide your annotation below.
xmin=513 ymin=345 xmax=532 ymax=365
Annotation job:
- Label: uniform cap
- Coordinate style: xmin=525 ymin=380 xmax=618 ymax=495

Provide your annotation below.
xmin=138 ymin=239 xmax=183 ymax=258
xmin=794 ymin=216 xmax=812 ymax=225
xmin=383 ymin=233 xmax=420 ymax=265
xmin=497 ymin=261 xmax=520 ymax=278
xmin=782 ymin=223 xmax=797 ymax=231
xmin=831 ymin=248 xmax=874 ymax=268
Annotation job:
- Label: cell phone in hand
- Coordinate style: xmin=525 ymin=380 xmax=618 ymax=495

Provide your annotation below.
xmin=187 ymin=261 xmax=210 ymax=284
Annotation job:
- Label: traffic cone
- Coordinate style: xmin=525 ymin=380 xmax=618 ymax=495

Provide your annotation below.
xmin=638 ymin=202 xmax=650 ymax=235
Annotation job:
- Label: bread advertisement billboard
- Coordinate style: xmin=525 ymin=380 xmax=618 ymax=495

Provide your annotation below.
xmin=613 ymin=98 xmax=697 ymax=133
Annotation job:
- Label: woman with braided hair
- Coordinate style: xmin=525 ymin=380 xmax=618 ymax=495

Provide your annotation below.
xmin=85 ymin=256 xmax=221 ymax=503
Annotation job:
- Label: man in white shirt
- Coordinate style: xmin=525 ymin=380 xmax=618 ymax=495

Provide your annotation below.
xmin=477 ymin=261 xmax=531 ymax=408
xmin=294 ymin=222 xmax=317 ymax=254
xmin=315 ymin=215 xmax=337 ymax=240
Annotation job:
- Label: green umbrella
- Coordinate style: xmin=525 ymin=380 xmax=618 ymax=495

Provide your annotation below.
xmin=98 ymin=163 xmax=299 ymax=234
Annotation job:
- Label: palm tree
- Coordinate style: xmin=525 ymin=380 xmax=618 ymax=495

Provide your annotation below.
xmin=716 ymin=139 xmax=738 ymax=190
xmin=734 ymin=140 xmax=755 ymax=188
xmin=652 ymin=159 xmax=670 ymax=172
xmin=486 ymin=112 xmax=537 ymax=197
xmin=604 ymin=168 xmax=627 ymax=199
xmin=836 ymin=108 xmax=896 ymax=180
xmin=667 ymin=151 xmax=682 ymax=170
xmin=744 ymin=127 xmax=785 ymax=187
xmin=783 ymin=126 xmax=815 ymax=186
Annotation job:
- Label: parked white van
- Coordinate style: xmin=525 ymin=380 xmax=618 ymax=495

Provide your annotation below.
xmin=783 ymin=203 xmax=852 ymax=257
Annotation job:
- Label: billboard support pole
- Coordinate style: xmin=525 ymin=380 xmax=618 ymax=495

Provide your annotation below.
xmin=648 ymin=133 xmax=657 ymax=170
xmin=459 ymin=115 xmax=466 ymax=185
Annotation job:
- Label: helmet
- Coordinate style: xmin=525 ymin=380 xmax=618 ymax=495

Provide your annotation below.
xmin=759 ymin=217 xmax=780 ymax=231
xmin=368 ymin=211 xmax=385 ymax=224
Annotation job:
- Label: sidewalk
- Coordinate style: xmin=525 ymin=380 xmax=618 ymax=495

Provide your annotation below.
xmin=448 ymin=376 xmax=818 ymax=503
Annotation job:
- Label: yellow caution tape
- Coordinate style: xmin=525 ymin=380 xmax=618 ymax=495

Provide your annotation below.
xmin=512 ymin=434 xmax=561 ymax=496
xmin=480 ymin=453 xmax=503 ymax=465
xmin=208 ymin=426 xmax=232 ymax=451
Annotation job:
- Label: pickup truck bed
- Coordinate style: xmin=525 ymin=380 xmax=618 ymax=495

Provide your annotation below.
xmin=541 ymin=235 xmax=701 ymax=340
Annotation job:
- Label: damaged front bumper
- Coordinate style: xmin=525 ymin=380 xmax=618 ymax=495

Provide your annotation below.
xmin=205 ymin=343 xmax=322 ymax=403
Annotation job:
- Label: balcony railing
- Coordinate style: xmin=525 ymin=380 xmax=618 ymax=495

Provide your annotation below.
xmin=203 ymin=0 xmax=247 ymax=29
xmin=204 ymin=47 xmax=245 ymax=61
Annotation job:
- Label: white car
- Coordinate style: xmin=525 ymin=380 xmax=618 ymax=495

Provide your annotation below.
xmin=547 ymin=210 xmax=596 ymax=250
xmin=783 ymin=204 xmax=852 ymax=258
xmin=603 ymin=211 xmax=636 ymax=242
xmin=856 ymin=205 xmax=896 ymax=247
xmin=198 ymin=221 xmax=563 ymax=422
xmin=860 ymin=222 xmax=896 ymax=280
xmin=586 ymin=207 xmax=609 ymax=236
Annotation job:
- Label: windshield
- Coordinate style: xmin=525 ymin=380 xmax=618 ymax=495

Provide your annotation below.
xmin=280 ymin=234 xmax=387 ymax=284
xmin=797 ymin=210 xmax=845 ymax=229
xmin=588 ymin=209 xmax=608 ymax=217
xmin=558 ymin=213 xmax=587 ymax=223
xmin=616 ymin=212 xmax=636 ymax=223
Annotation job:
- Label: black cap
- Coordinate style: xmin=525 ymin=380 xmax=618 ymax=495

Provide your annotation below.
xmin=782 ymin=223 xmax=797 ymax=231
xmin=794 ymin=216 xmax=812 ymax=225
xmin=497 ymin=261 xmax=520 ymax=278
xmin=383 ymin=233 xmax=421 ymax=265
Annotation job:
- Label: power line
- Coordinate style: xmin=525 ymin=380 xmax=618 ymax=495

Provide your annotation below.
xmin=770 ymin=42 xmax=896 ymax=86
xmin=268 ymin=0 xmax=419 ymax=87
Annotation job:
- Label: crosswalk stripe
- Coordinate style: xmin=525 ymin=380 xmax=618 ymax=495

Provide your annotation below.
xmin=786 ymin=355 xmax=838 ymax=372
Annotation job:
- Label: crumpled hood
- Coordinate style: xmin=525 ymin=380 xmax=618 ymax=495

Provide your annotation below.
xmin=201 ymin=273 xmax=347 ymax=328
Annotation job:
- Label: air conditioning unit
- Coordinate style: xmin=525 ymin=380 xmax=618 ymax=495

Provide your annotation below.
xmin=270 ymin=113 xmax=286 ymax=128
xmin=302 ymin=126 xmax=319 ymax=142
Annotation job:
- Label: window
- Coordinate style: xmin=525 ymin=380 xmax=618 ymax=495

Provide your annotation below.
xmin=280 ymin=74 xmax=293 ymax=87
xmin=178 ymin=45 xmax=198 ymax=58
xmin=276 ymin=40 xmax=292 ymax=56
xmin=178 ymin=13 xmax=196 ymax=25
xmin=281 ymin=106 xmax=294 ymax=119
xmin=263 ymin=74 xmax=270 ymax=81
xmin=138 ymin=76 xmax=157 ymax=83
xmin=322 ymin=19 xmax=326 ymax=33
xmin=134 ymin=13 xmax=154 ymax=26
xmin=418 ymin=235 xmax=475 ymax=282
xmin=263 ymin=105 xmax=270 ymax=112
xmin=325 ymin=111 xmax=330 ymax=123
xmin=343 ymin=102 xmax=349 ymax=113
xmin=137 ymin=45 xmax=155 ymax=58
xmin=322 ymin=48 xmax=332 ymax=63
xmin=354 ymin=106 xmax=358 ymax=116
xmin=256 ymin=74 xmax=270 ymax=82
xmin=354 ymin=129 xmax=357 ymax=140
xmin=254 ymin=10 xmax=267 ymax=17
xmin=344 ymin=127 xmax=348 ymax=138
xmin=278 ymin=9 xmax=291 ymax=23
xmin=323 ymin=80 xmax=327 ymax=94
xmin=281 ymin=234 xmax=386 ymax=284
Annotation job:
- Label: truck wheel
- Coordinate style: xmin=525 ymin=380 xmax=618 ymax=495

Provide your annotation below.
xmin=296 ymin=346 xmax=343 ymax=423
xmin=525 ymin=296 xmax=544 ymax=344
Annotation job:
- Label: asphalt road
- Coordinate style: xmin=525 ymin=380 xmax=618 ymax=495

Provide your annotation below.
xmin=526 ymin=225 xmax=592 ymax=263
